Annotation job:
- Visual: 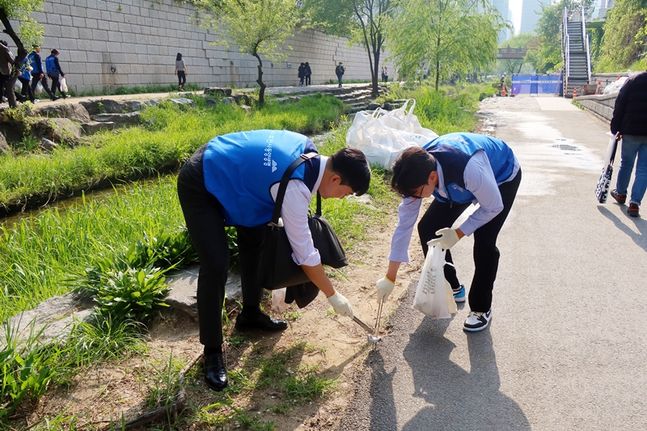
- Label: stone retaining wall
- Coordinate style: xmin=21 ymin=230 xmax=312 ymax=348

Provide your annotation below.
xmin=576 ymin=93 xmax=617 ymax=122
xmin=12 ymin=0 xmax=392 ymax=92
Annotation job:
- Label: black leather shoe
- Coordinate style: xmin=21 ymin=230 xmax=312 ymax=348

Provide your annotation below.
xmin=235 ymin=310 xmax=288 ymax=332
xmin=204 ymin=351 xmax=228 ymax=391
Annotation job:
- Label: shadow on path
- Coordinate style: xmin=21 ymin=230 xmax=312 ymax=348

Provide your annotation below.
xmin=401 ymin=318 xmax=530 ymax=430
xmin=597 ymin=206 xmax=647 ymax=251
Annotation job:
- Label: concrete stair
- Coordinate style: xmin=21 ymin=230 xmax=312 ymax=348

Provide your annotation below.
xmin=564 ymin=20 xmax=590 ymax=98
xmin=273 ymin=84 xmax=386 ymax=113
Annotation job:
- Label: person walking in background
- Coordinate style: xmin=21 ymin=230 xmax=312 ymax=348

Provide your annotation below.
xmin=375 ymin=132 xmax=521 ymax=332
xmin=17 ymin=57 xmax=35 ymax=103
xmin=335 ymin=62 xmax=345 ymax=88
xmin=46 ymin=49 xmax=67 ymax=99
xmin=609 ymin=71 xmax=647 ymax=218
xmin=28 ymin=45 xmax=54 ymax=100
xmin=382 ymin=66 xmax=388 ymax=83
xmin=0 ymin=40 xmax=16 ymax=108
xmin=175 ymin=53 xmax=187 ymax=91
xmin=304 ymin=62 xmax=312 ymax=86
xmin=298 ymin=62 xmax=305 ymax=86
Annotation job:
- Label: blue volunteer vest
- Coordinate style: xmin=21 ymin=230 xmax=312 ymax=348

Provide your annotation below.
xmin=45 ymin=55 xmax=57 ymax=75
xmin=203 ymin=130 xmax=319 ymax=227
xmin=423 ymin=133 xmax=516 ymax=204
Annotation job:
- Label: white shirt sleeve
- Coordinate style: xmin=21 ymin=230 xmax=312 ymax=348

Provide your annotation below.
xmin=459 ymin=151 xmax=504 ymax=236
xmin=269 ymin=158 xmax=326 ymax=267
xmin=388 ymin=197 xmax=422 ymax=263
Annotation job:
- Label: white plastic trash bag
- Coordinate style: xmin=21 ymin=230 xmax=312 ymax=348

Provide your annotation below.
xmin=346 ymin=99 xmax=438 ymax=170
xmin=59 ymin=77 xmax=68 ymax=93
xmin=413 ymin=244 xmax=457 ymax=319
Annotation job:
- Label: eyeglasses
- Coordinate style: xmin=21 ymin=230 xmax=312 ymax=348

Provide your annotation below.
xmin=405 ymin=184 xmax=426 ymax=199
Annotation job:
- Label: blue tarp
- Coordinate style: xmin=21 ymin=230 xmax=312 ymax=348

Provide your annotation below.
xmin=512 ymin=74 xmax=562 ymax=95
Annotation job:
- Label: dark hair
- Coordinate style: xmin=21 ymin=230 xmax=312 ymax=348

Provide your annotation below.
xmin=330 ymin=148 xmax=371 ymax=196
xmin=51 ymin=49 xmax=59 ymax=55
xmin=176 ymin=52 xmax=182 ymax=61
xmin=391 ymin=147 xmax=437 ymax=197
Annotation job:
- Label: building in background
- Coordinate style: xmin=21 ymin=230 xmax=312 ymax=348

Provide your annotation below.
xmin=593 ymin=0 xmax=614 ymax=19
xmin=491 ymin=0 xmax=512 ymax=42
xmin=520 ymin=0 xmax=543 ymax=34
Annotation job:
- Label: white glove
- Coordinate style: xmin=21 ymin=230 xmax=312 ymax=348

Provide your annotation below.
xmin=376 ymin=277 xmax=395 ymax=302
xmin=327 ymin=292 xmax=354 ymax=317
xmin=429 ymin=228 xmax=460 ymax=250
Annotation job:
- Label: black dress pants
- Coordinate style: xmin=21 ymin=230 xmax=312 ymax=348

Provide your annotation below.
xmin=177 ymin=147 xmax=264 ymax=348
xmin=417 ymin=170 xmax=522 ymax=312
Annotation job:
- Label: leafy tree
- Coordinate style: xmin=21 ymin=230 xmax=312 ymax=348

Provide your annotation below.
xmin=597 ymin=0 xmax=646 ymax=70
xmin=0 ymin=0 xmax=44 ymax=62
xmin=302 ymin=0 xmax=395 ymax=97
xmin=387 ymin=0 xmax=503 ymax=90
xmin=195 ymin=0 xmax=303 ymax=106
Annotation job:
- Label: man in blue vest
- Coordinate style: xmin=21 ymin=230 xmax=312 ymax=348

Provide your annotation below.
xmin=28 ymin=45 xmax=54 ymax=101
xmin=177 ymin=129 xmax=371 ymax=391
xmin=375 ymin=132 xmax=521 ymax=332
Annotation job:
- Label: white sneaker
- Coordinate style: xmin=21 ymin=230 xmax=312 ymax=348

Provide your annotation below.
xmin=463 ymin=309 xmax=492 ymax=332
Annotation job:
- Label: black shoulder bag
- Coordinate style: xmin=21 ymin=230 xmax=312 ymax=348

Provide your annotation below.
xmin=257 ymin=153 xmax=348 ymax=291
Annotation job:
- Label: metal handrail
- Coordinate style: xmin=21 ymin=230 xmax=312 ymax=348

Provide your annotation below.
xmin=581 ymin=6 xmax=592 ymax=82
xmin=563 ymin=8 xmax=570 ymax=80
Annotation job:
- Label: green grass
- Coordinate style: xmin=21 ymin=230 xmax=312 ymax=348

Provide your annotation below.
xmin=379 ymin=82 xmax=496 ymax=134
xmin=0 ymin=94 xmax=344 ymax=214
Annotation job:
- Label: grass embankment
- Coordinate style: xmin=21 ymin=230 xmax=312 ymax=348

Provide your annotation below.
xmin=382 ymin=82 xmax=497 ymax=134
xmin=0 ymin=83 xmax=487 ymax=427
xmin=0 ymin=94 xmax=344 ymax=215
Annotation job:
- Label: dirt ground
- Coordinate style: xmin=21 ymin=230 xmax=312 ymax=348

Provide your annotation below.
xmin=18 ymin=198 xmax=426 ymax=430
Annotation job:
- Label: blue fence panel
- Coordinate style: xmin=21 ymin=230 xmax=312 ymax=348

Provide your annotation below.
xmin=512 ymin=74 xmax=562 ymax=95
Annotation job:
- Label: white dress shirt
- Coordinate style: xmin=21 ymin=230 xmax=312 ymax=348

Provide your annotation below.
xmin=269 ymin=155 xmax=328 ymax=267
xmin=389 ymin=150 xmax=519 ymax=263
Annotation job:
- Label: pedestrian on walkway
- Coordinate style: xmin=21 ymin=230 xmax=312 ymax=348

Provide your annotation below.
xmin=298 ymin=62 xmax=305 ymax=86
xmin=17 ymin=57 xmax=35 ymax=103
xmin=175 ymin=52 xmax=187 ymax=91
xmin=375 ymin=132 xmax=521 ymax=332
xmin=28 ymin=45 xmax=54 ymax=100
xmin=382 ymin=66 xmax=388 ymax=83
xmin=0 ymin=40 xmax=17 ymax=108
xmin=335 ymin=62 xmax=345 ymax=88
xmin=177 ymin=129 xmax=370 ymax=391
xmin=46 ymin=49 xmax=67 ymax=99
xmin=304 ymin=62 xmax=312 ymax=86
xmin=609 ymin=71 xmax=647 ymax=218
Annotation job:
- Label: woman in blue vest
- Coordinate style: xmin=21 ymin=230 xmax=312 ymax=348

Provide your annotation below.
xmin=375 ymin=132 xmax=521 ymax=332
xmin=45 ymin=49 xmax=67 ymax=99
xmin=177 ymin=129 xmax=371 ymax=391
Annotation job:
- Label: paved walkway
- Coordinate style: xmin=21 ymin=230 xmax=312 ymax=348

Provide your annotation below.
xmin=1 ymin=82 xmax=373 ymax=110
xmin=338 ymin=95 xmax=647 ymax=430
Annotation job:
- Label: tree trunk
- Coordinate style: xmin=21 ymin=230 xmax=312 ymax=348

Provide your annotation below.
xmin=371 ymin=46 xmax=380 ymax=97
xmin=0 ymin=9 xmax=28 ymax=62
xmin=252 ymin=52 xmax=266 ymax=107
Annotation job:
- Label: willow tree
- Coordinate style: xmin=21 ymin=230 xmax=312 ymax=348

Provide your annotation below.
xmin=196 ymin=0 xmax=303 ymax=106
xmin=0 ymin=0 xmax=44 ymax=62
xmin=302 ymin=0 xmax=395 ymax=97
xmin=387 ymin=0 xmax=503 ymax=90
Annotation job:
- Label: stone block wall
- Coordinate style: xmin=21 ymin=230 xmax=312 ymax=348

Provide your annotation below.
xmin=576 ymin=93 xmax=617 ymax=122
xmin=13 ymin=0 xmax=391 ymax=92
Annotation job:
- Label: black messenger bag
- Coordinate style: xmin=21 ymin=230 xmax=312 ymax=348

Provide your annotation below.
xmin=257 ymin=153 xmax=347 ymax=290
